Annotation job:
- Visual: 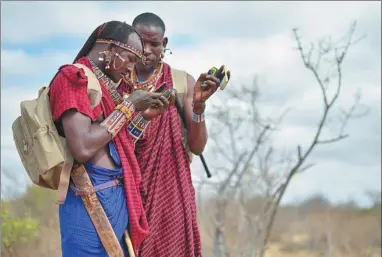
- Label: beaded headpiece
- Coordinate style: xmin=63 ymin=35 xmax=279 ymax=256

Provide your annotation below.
xmin=96 ymin=39 xmax=146 ymax=62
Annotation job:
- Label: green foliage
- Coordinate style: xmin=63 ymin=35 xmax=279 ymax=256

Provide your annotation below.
xmin=6 ymin=185 xmax=56 ymax=220
xmin=23 ymin=185 xmax=56 ymax=217
xmin=354 ymin=203 xmax=381 ymax=216
xmin=1 ymin=201 xmax=39 ymax=249
xmin=364 ymin=203 xmax=381 ymax=214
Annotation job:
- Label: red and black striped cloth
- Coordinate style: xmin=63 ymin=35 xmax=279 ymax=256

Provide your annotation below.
xmin=119 ymin=62 xmax=202 ymax=257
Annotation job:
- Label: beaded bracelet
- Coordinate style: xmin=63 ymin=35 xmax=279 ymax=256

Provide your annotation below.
xmin=192 ymin=112 xmax=205 ymax=123
xmin=115 ymin=104 xmax=134 ymax=120
xmin=101 ymin=100 xmax=135 ymax=138
xmin=127 ymin=112 xmax=150 ymax=143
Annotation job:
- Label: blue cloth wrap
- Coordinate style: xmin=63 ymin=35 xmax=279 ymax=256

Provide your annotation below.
xmin=59 ymin=141 xmax=129 ymax=257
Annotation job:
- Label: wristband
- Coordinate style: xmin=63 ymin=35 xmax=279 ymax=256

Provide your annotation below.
xmin=118 ymin=99 xmax=135 ymax=112
xmin=115 ymin=104 xmax=134 ymax=120
xmin=101 ymin=101 xmax=135 ymax=139
xmin=100 ymin=110 xmax=125 ymax=138
xmin=192 ymin=112 xmax=205 ymax=123
xmin=127 ymin=112 xmax=150 ymax=143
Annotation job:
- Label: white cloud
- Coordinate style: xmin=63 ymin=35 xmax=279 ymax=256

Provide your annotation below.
xmin=1 ymin=49 xmax=75 ymax=77
xmin=1 ymin=1 xmax=379 ymax=43
xmin=284 ymin=160 xmax=381 ymax=207
xmin=1 ymin=2 xmax=105 ymax=43
xmin=1 ymin=1 xmax=380 ymax=204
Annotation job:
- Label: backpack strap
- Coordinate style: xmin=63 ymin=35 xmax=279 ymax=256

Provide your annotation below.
xmin=171 ymin=67 xmax=188 ymax=106
xmin=171 ymin=68 xmax=195 ymax=162
xmin=56 ymin=139 xmax=74 ymax=204
xmin=46 ymin=63 xmax=102 ymax=110
xmin=73 ymin=63 xmax=102 ymax=109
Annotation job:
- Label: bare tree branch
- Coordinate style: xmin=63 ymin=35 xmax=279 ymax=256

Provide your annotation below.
xmin=201 ymin=21 xmax=367 ymax=257
xmin=293 ymin=28 xmax=329 ymax=108
xmin=316 ymin=134 xmax=349 ymax=144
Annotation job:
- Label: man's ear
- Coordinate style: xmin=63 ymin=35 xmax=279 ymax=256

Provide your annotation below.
xmin=163 ymin=37 xmax=168 ymax=48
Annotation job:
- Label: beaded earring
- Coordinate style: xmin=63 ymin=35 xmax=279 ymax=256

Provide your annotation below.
xmin=98 ymin=51 xmax=112 ymax=69
xmin=112 ymin=53 xmax=127 ymax=70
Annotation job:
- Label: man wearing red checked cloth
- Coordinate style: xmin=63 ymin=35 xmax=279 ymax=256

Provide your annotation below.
xmin=118 ymin=13 xmax=226 ymax=256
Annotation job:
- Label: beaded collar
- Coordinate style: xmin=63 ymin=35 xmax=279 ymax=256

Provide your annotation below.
xmin=96 ymin=39 xmax=145 ymax=61
xmin=89 ymin=59 xmax=123 ymax=104
xmin=129 ymin=62 xmax=164 ymax=92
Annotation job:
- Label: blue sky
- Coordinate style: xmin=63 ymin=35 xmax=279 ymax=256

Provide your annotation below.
xmin=1 ymin=1 xmax=381 ymax=205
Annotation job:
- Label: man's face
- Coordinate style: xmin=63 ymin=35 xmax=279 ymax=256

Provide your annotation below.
xmin=134 ymin=23 xmax=167 ymax=71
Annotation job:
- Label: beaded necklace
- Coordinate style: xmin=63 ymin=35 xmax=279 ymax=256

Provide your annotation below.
xmin=129 ymin=62 xmax=164 ymax=92
xmin=89 ymin=59 xmax=123 ymax=105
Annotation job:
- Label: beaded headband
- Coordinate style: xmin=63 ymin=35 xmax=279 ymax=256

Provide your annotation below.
xmin=96 ymin=39 xmax=145 ymax=61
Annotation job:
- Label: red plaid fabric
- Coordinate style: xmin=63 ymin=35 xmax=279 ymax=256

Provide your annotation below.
xmin=49 ymin=57 xmax=149 ymax=255
xmin=119 ymin=63 xmax=202 ymax=257
xmin=49 ymin=63 xmax=103 ymax=122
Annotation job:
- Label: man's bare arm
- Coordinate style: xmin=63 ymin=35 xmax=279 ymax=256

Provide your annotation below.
xmin=61 ymin=110 xmax=112 ymax=163
xmin=184 ymin=74 xmax=208 ymax=155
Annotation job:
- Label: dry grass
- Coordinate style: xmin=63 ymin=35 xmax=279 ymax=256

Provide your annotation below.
xmin=1 ymin=186 xmax=381 ymax=257
xmin=266 ymin=243 xmax=315 ymax=257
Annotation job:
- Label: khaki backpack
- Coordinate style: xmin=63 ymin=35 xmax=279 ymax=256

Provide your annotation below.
xmin=171 ymin=67 xmax=194 ymax=163
xmin=12 ymin=63 xmax=102 ymax=204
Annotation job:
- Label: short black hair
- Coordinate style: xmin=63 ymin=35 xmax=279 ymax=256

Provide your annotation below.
xmin=132 ymin=12 xmax=166 ymax=34
xmin=73 ymin=21 xmax=143 ymax=63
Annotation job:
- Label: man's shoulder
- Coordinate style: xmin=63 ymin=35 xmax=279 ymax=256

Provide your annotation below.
xmin=164 ymin=62 xmax=190 ymax=78
xmin=165 ymin=63 xmax=190 ymax=96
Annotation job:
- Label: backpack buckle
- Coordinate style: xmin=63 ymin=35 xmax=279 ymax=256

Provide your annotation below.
xmin=23 ymin=140 xmax=28 ymax=153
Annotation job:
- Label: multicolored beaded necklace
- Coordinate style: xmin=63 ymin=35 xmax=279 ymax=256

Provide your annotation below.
xmin=89 ymin=59 xmax=164 ymax=106
xmin=89 ymin=59 xmax=123 ymax=105
xmin=129 ymin=62 xmax=164 ymax=92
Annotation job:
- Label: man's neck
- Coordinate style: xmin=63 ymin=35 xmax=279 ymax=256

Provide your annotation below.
xmin=135 ymin=70 xmax=151 ymax=82
xmin=135 ymin=64 xmax=158 ymax=82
